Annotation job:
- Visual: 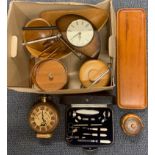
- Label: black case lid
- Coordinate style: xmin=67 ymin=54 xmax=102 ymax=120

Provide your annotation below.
xmin=61 ymin=94 xmax=114 ymax=106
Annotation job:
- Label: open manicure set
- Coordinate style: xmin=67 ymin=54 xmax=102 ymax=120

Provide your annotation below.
xmin=63 ymin=95 xmax=113 ymax=149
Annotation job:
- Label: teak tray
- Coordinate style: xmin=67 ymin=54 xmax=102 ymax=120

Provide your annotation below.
xmin=117 ymin=8 xmax=147 ymax=109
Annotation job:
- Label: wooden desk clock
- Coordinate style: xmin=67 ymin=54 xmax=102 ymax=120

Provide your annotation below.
xmin=28 ymin=96 xmax=59 ymax=138
xmin=56 ymin=14 xmax=100 ymax=58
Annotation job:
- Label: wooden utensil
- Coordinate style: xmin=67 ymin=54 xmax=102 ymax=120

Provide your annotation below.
xmin=117 ymin=8 xmax=147 ymax=109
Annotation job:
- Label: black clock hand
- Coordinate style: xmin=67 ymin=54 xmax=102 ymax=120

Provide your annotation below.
xmin=41 ymin=110 xmax=46 ymax=126
xmin=78 ymin=32 xmax=81 ymax=41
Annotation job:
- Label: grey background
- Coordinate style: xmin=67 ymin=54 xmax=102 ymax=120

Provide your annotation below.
xmin=7 ymin=0 xmax=148 ymax=155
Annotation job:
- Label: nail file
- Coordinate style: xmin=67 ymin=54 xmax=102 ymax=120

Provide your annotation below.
xmin=77 ymin=139 xmax=111 ymax=144
xmin=76 ymin=109 xmax=99 ymax=115
xmin=76 ymin=127 xmax=108 ymax=131
xmin=72 ymin=127 xmax=98 ymax=131
xmin=77 ymin=139 xmax=98 ymax=143
xmin=73 ymin=124 xmax=102 ymax=127
xmin=83 ymin=133 xmax=107 ymax=137
xmin=83 ymin=133 xmax=98 ymax=136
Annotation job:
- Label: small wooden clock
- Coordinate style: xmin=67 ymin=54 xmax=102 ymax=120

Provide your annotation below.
xmin=28 ymin=96 xmax=59 ymax=138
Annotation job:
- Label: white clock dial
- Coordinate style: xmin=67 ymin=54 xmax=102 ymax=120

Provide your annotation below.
xmin=66 ymin=19 xmax=94 ymax=47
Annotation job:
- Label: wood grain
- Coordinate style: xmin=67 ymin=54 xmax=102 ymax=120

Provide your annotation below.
xmin=31 ymin=59 xmax=68 ymax=91
xmin=79 ymin=60 xmax=110 ymax=88
xmin=40 ymin=7 xmax=109 ymax=31
xmin=117 ymin=8 xmax=147 ymax=109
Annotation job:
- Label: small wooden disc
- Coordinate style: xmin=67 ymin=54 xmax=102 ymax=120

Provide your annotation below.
xmin=121 ymin=114 xmax=144 ymax=136
xmin=79 ymin=60 xmax=110 ymax=88
xmin=32 ymin=59 xmax=67 ymax=91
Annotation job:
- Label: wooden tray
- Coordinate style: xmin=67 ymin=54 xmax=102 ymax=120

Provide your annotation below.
xmin=40 ymin=7 xmax=109 ymax=31
xmin=117 ymin=8 xmax=147 ymax=109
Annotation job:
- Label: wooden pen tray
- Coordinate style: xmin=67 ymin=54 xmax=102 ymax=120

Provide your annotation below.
xmin=117 ymin=8 xmax=147 ymax=109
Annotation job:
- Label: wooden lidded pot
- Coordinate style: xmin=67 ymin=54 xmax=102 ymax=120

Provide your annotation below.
xmin=121 ymin=114 xmax=144 ymax=136
xmin=31 ymin=59 xmax=68 ymax=91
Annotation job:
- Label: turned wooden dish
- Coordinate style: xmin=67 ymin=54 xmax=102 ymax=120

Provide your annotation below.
xmin=79 ymin=60 xmax=110 ymax=88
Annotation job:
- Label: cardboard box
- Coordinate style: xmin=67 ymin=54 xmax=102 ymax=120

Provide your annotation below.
xmin=7 ymin=0 xmax=116 ymax=94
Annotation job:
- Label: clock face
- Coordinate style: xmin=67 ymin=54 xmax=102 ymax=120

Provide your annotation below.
xmin=29 ymin=104 xmax=58 ymax=133
xmin=66 ymin=19 xmax=94 ymax=47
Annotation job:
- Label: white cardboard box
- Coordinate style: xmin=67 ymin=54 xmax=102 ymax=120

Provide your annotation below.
xmin=7 ymin=0 xmax=116 ymax=94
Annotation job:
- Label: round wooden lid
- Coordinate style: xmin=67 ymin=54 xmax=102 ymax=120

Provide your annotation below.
xmin=32 ymin=59 xmax=67 ymax=91
xmin=79 ymin=60 xmax=110 ymax=88
xmin=121 ymin=114 xmax=144 ymax=136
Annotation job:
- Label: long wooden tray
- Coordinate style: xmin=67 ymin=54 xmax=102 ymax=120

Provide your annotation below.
xmin=117 ymin=8 xmax=147 ymax=109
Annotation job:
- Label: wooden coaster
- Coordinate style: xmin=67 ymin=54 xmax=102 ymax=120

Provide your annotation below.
xmin=31 ymin=59 xmax=68 ymax=91
xmin=79 ymin=60 xmax=110 ymax=88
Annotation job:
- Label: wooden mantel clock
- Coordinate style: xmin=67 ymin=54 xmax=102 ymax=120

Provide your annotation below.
xmin=28 ymin=96 xmax=59 ymax=139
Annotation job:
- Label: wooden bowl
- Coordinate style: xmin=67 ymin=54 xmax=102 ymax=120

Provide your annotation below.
xmin=23 ymin=18 xmax=71 ymax=59
xmin=79 ymin=60 xmax=110 ymax=88
xmin=23 ymin=18 xmax=52 ymax=57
